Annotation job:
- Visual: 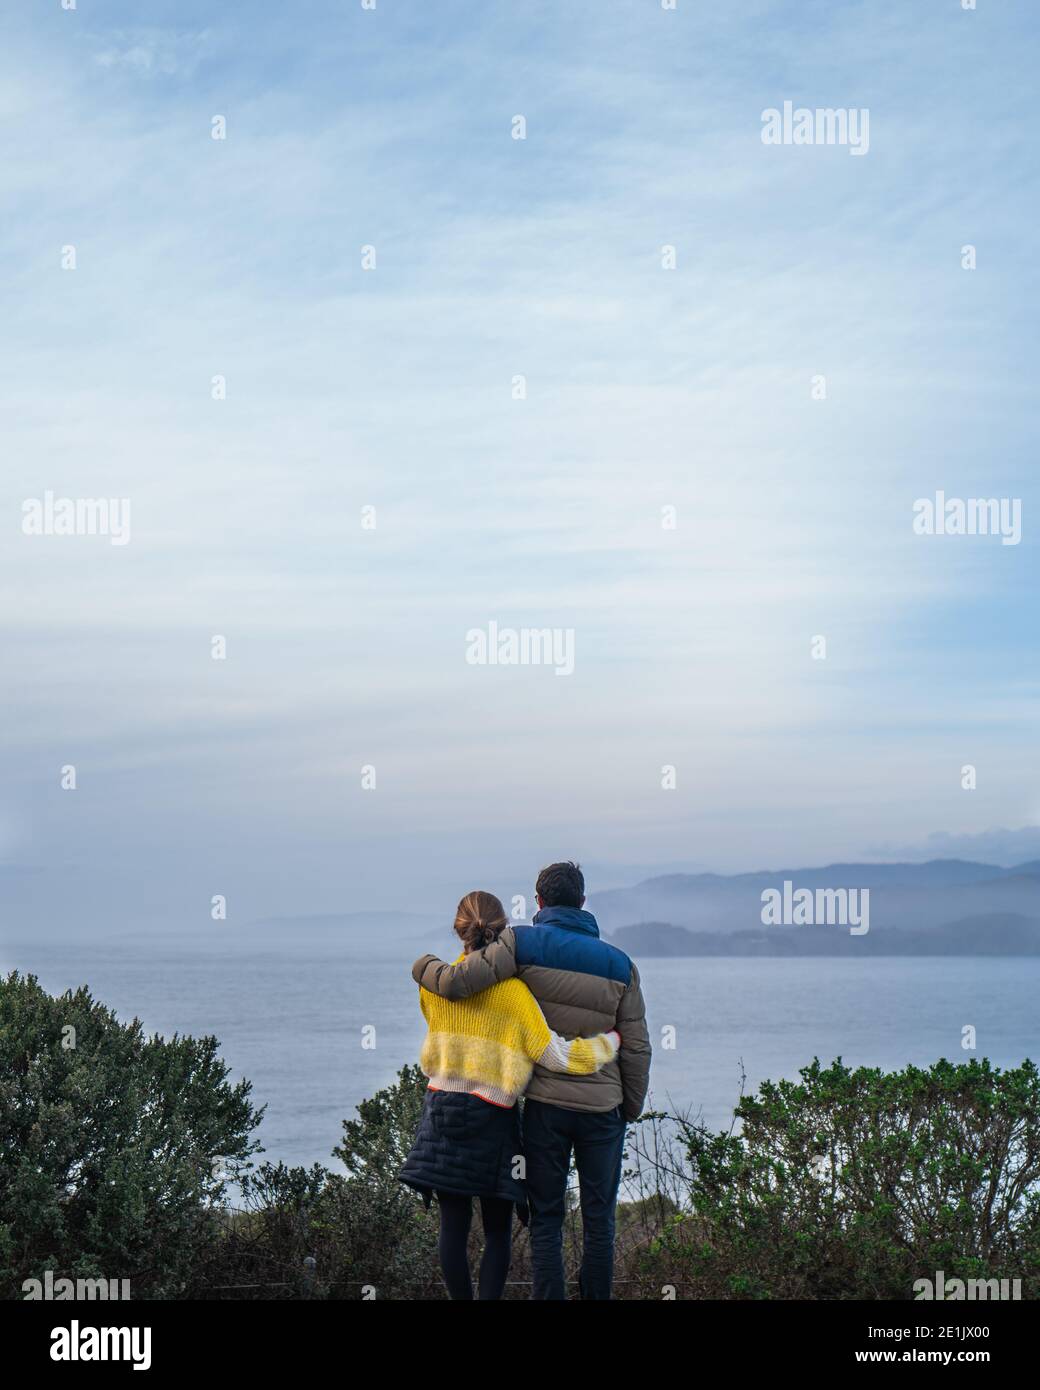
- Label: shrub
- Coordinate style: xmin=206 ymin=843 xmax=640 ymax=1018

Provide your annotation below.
xmin=638 ymin=1057 xmax=1040 ymax=1299
xmin=322 ymin=1063 xmax=440 ymax=1298
xmin=196 ymin=1065 xmax=440 ymax=1299
xmin=0 ymin=971 xmax=262 ymax=1299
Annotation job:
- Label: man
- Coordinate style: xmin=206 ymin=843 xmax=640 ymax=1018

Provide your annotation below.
xmin=412 ymin=861 xmax=651 ymax=1299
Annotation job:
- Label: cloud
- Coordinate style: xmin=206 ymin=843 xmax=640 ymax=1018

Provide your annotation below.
xmin=93 ymin=29 xmax=212 ymax=79
xmin=866 ymin=827 xmax=1040 ymax=869
xmin=2 ymin=1 xmax=1037 ymax=914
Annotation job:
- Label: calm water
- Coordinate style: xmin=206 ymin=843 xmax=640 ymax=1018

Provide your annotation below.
xmin=5 ymin=936 xmax=1039 ymax=1169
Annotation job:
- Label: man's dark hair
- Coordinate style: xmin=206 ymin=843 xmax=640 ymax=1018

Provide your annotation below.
xmin=535 ymin=861 xmax=585 ymax=909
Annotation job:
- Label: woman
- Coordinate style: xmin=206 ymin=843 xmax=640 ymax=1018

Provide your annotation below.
xmin=399 ymin=890 xmax=621 ymax=1300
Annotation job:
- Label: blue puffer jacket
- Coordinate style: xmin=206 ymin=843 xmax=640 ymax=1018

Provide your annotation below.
xmin=413 ymin=906 xmax=651 ymax=1119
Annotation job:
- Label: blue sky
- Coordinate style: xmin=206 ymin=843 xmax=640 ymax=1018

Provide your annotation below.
xmin=2 ymin=0 xmax=1038 ymax=928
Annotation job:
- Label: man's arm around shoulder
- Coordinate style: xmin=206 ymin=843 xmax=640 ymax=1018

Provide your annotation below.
xmin=411 ymin=926 xmax=518 ymax=1000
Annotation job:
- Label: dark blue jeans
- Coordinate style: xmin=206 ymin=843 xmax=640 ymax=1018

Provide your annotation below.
xmin=523 ymin=1099 xmax=626 ymax=1300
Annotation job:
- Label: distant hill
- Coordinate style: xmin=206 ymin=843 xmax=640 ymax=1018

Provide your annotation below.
xmin=590 ymin=859 xmax=1040 ymax=937
xmin=610 ymin=912 xmax=1040 ymax=957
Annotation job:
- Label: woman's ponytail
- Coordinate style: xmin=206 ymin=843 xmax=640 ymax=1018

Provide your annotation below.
xmin=454 ymin=890 xmax=509 ymax=953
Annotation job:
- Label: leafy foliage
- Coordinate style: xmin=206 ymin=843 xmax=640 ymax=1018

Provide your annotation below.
xmin=195 ymin=1066 xmax=438 ymax=1299
xmin=640 ymin=1057 xmax=1040 ymax=1299
xmin=0 ymin=971 xmax=262 ymax=1299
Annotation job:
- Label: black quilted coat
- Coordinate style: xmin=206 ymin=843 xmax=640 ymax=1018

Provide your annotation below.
xmin=399 ymin=1089 xmax=528 ymax=1223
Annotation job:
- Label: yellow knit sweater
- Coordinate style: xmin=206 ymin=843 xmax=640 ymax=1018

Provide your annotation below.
xmin=418 ymin=960 xmax=619 ymax=1107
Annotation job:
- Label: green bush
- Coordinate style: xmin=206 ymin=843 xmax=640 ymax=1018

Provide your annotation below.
xmin=193 ymin=1065 xmax=439 ymax=1299
xmin=639 ymin=1057 xmax=1040 ymax=1299
xmin=0 ymin=971 xmax=261 ymax=1299
xmin=323 ymin=1063 xmax=440 ymax=1298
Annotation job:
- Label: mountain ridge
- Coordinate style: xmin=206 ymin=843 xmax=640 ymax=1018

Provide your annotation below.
xmin=590 ymin=859 xmax=1040 ymax=937
xmin=610 ymin=911 xmax=1040 ymax=957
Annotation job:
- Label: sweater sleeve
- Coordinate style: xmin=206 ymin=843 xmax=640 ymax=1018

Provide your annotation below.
xmin=536 ymin=1028 xmax=620 ymax=1076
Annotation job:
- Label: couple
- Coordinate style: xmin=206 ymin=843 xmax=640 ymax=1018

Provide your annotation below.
xmin=400 ymin=861 xmax=651 ymax=1300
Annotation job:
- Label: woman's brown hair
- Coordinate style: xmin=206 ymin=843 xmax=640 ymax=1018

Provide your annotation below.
xmin=454 ymin=890 xmax=509 ymax=954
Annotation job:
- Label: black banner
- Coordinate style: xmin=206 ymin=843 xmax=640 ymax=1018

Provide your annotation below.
xmin=4 ymin=1298 xmax=1029 ymax=1373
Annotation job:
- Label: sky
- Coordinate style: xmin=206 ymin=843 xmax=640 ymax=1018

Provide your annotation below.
xmin=1 ymin=0 xmax=1038 ymax=930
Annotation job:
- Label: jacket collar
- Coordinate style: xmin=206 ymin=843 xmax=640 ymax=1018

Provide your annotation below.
xmin=531 ymin=905 xmax=600 ymax=937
